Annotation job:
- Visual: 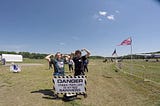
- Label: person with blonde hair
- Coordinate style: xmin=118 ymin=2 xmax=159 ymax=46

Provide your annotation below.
xmin=45 ymin=52 xmax=65 ymax=76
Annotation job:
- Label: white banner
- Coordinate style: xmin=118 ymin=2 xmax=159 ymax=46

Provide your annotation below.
xmin=53 ymin=76 xmax=86 ymax=93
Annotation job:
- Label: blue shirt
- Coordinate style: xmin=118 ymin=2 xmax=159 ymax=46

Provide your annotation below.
xmin=53 ymin=59 xmax=65 ymax=76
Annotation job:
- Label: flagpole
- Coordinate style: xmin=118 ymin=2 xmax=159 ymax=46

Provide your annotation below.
xmin=130 ymin=37 xmax=133 ymax=75
xmin=131 ymin=39 xmax=133 ymax=61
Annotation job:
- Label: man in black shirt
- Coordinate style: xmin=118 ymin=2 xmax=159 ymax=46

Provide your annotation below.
xmin=73 ymin=48 xmax=90 ymax=76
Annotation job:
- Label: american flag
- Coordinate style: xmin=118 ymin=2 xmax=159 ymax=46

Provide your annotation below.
xmin=118 ymin=37 xmax=132 ymax=46
xmin=112 ymin=49 xmax=117 ymax=56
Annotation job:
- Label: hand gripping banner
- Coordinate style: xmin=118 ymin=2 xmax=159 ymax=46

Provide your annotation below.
xmin=53 ymin=76 xmax=87 ymax=94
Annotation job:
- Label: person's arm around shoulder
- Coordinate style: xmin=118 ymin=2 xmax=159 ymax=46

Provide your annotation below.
xmin=45 ymin=54 xmax=54 ymax=61
xmin=82 ymin=48 xmax=91 ymax=57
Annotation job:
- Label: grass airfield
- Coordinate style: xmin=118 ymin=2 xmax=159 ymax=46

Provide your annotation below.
xmin=0 ymin=59 xmax=160 ymax=106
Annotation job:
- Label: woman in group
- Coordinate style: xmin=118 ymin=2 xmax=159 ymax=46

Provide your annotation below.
xmin=45 ymin=52 xmax=65 ymax=76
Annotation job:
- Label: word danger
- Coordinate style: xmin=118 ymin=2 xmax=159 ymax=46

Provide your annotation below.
xmin=57 ymin=79 xmax=83 ymax=83
xmin=54 ymin=77 xmax=86 ymax=93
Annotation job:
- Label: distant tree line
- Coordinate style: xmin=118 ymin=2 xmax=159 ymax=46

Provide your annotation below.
xmin=116 ymin=54 xmax=160 ymax=59
xmin=89 ymin=56 xmax=104 ymax=59
xmin=88 ymin=55 xmax=157 ymax=60
xmin=0 ymin=51 xmax=106 ymax=60
xmin=120 ymin=55 xmax=145 ymax=59
xmin=147 ymin=51 xmax=160 ymax=54
xmin=0 ymin=51 xmax=159 ymax=60
xmin=0 ymin=51 xmax=48 ymax=59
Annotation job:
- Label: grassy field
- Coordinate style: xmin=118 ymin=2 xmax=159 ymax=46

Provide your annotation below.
xmin=0 ymin=59 xmax=160 ymax=106
xmin=119 ymin=59 xmax=160 ymax=83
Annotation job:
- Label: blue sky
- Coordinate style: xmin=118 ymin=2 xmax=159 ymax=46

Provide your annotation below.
xmin=0 ymin=0 xmax=160 ymax=56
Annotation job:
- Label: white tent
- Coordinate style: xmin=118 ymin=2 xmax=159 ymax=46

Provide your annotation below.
xmin=1 ymin=54 xmax=23 ymax=62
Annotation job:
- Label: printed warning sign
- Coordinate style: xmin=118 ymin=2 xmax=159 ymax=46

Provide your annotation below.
xmin=53 ymin=76 xmax=86 ymax=94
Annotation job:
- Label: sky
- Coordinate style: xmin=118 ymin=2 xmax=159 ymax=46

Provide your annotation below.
xmin=0 ymin=0 xmax=160 ymax=56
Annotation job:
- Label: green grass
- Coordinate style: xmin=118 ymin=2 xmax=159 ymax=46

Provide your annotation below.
xmin=0 ymin=59 xmax=160 ymax=106
xmin=23 ymin=58 xmax=46 ymax=63
xmin=120 ymin=60 xmax=160 ymax=83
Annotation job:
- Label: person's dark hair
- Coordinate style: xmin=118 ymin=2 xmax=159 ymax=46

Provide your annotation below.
xmin=75 ymin=50 xmax=81 ymax=55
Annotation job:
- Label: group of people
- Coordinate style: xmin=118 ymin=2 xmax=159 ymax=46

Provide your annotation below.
xmin=45 ymin=48 xmax=90 ymax=77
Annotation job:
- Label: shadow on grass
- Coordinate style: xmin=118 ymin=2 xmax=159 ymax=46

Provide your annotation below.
xmin=31 ymin=89 xmax=82 ymax=102
xmin=31 ymin=89 xmax=61 ymax=100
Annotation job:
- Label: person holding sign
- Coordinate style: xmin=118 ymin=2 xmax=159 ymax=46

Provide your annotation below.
xmin=73 ymin=48 xmax=91 ymax=76
xmin=45 ymin=52 xmax=65 ymax=76
xmin=46 ymin=52 xmax=66 ymax=99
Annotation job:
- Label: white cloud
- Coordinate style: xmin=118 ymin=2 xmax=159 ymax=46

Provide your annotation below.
xmin=107 ymin=15 xmax=115 ymax=20
xmin=94 ymin=10 xmax=117 ymax=22
xmin=99 ymin=11 xmax=107 ymax=16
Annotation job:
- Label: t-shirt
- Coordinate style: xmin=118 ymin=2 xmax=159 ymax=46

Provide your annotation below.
xmin=68 ymin=59 xmax=74 ymax=65
xmin=84 ymin=59 xmax=89 ymax=66
xmin=52 ymin=59 xmax=65 ymax=76
xmin=73 ymin=55 xmax=87 ymax=72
